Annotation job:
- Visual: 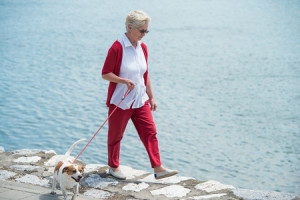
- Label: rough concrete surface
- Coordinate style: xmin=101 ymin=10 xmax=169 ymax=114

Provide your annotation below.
xmin=0 ymin=148 xmax=299 ymax=200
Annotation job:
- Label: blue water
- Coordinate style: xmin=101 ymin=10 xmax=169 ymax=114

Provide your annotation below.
xmin=1 ymin=0 xmax=299 ymax=196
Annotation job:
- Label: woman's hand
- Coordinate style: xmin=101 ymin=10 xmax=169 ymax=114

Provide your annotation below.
xmin=124 ymin=79 xmax=135 ymax=90
xmin=149 ymin=98 xmax=157 ymax=111
xmin=102 ymin=73 xmax=135 ymax=90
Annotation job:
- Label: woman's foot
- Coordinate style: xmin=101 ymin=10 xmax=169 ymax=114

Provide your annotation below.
xmin=154 ymin=165 xmax=167 ymax=173
xmin=154 ymin=165 xmax=178 ymax=179
xmin=109 ymin=167 xmax=126 ymax=180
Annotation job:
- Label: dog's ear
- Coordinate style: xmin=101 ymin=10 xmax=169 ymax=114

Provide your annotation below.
xmin=62 ymin=166 xmax=69 ymax=174
xmin=78 ymin=166 xmax=84 ymax=173
xmin=63 ymin=166 xmax=76 ymax=175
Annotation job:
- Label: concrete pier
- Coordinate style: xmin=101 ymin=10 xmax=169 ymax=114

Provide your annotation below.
xmin=0 ymin=148 xmax=298 ymax=200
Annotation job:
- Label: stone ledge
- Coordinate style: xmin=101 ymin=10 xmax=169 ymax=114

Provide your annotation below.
xmin=0 ymin=147 xmax=298 ymax=200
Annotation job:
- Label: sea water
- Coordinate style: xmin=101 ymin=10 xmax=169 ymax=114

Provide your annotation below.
xmin=0 ymin=0 xmax=299 ymax=196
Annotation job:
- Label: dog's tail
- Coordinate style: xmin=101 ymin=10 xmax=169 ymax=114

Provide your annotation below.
xmin=65 ymin=139 xmax=86 ymax=156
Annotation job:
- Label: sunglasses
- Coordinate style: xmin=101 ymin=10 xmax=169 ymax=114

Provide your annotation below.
xmin=138 ymin=29 xmax=149 ymax=34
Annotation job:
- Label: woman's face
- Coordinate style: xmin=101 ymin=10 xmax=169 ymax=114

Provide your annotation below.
xmin=130 ymin=23 xmax=149 ymax=42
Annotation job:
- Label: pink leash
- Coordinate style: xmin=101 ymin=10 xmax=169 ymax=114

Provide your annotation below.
xmin=73 ymin=88 xmax=131 ymax=163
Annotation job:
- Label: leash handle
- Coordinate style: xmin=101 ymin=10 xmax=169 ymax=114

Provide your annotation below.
xmin=73 ymin=88 xmax=131 ymax=163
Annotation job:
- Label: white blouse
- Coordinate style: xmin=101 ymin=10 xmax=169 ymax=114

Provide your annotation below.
xmin=109 ymin=34 xmax=149 ymax=110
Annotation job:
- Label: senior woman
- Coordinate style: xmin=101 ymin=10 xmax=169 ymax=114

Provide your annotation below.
xmin=102 ymin=10 xmax=178 ymax=180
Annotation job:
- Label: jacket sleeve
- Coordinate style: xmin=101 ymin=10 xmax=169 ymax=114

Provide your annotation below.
xmin=102 ymin=46 xmax=117 ymax=75
xmin=141 ymin=43 xmax=148 ymax=86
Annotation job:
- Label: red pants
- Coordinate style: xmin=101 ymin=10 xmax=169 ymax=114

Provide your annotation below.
xmin=107 ymin=103 xmax=162 ymax=168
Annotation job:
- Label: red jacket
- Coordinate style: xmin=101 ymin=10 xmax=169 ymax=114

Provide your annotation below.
xmin=102 ymin=40 xmax=149 ymax=107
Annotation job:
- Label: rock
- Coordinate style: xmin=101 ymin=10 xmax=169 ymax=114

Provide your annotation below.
xmin=150 ymin=185 xmax=191 ymax=198
xmin=83 ymin=189 xmax=113 ymax=199
xmin=13 ymin=156 xmax=41 ymax=164
xmin=123 ymin=182 xmax=149 ymax=192
xmin=0 ymin=170 xmax=17 ymax=180
xmin=84 ymin=174 xmax=119 ymax=189
xmin=15 ymin=174 xmax=49 ymax=187
xmin=84 ymin=164 xmax=108 ymax=174
xmin=10 ymin=165 xmax=43 ymax=172
xmin=232 ymin=188 xmax=298 ymax=200
xmin=195 ymin=180 xmax=235 ymax=193
xmin=11 ymin=149 xmax=43 ymax=155
xmin=139 ymin=174 xmax=194 ymax=184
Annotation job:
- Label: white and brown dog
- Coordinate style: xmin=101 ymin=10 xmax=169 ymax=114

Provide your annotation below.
xmin=51 ymin=139 xmax=85 ymax=200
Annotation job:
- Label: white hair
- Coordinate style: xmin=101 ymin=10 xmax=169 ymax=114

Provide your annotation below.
xmin=125 ymin=10 xmax=151 ymax=31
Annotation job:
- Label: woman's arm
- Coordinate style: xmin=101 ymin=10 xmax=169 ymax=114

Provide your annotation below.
xmin=102 ymin=72 xmax=135 ymax=90
xmin=146 ymin=74 xmax=157 ymax=111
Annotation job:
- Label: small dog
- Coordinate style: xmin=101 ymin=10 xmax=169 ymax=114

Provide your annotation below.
xmin=51 ymin=139 xmax=85 ymax=200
